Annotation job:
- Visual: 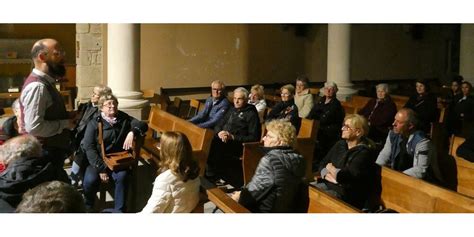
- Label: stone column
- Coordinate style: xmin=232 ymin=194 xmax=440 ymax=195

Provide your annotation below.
xmin=326 ymin=24 xmax=357 ymax=101
xmin=460 ymin=24 xmax=474 ymax=84
xmin=107 ymin=23 xmax=148 ymax=119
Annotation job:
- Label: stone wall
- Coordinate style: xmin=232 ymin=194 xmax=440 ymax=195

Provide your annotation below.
xmin=76 ymin=24 xmax=104 ymax=104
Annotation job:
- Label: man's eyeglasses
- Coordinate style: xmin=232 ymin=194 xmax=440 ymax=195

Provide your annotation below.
xmin=45 ymin=50 xmax=66 ymax=57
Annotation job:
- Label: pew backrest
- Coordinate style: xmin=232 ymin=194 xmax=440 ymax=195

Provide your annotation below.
xmin=296 ymin=119 xmax=319 ymax=181
xmin=144 ymin=106 xmax=214 ymax=176
xmin=380 ymin=166 xmax=474 ymax=213
xmin=308 ymin=186 xmax=361 ymax=213
xmin=449 ymin=135 xmax=474 ymax=197
xmin=390 ymin=95 xmax=409 ymax=110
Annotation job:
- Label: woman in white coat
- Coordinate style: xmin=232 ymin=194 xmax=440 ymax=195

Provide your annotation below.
xmin=141 ymin=131 xmax=200 ymax=213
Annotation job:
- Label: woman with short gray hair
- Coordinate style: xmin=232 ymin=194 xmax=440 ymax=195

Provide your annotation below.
xmin=358 ymin=83 xmax=397 ymax=144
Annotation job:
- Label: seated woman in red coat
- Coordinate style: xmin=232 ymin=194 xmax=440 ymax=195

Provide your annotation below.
xmin=314 ymin=114 xmax=377 ymax=210
xmin=358 ymin=83 xmax=397 ymax=144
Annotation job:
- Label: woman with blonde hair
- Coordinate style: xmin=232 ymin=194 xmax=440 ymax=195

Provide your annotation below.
xmin=248 ymin=84 xmax=267 ymax=123
xmin=315 ymin=114 xmax=377 ymax=210
xmin=232 ymin=119 xmax=307 ymax=212
xmin=266 ymin=84 xmax=301 ymax=132
xmin=141 ymin=131 xmax=200 ymax=213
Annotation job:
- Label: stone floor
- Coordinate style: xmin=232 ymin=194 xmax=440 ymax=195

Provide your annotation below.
xmin=65 ymin=159 xmax=225 ymax=213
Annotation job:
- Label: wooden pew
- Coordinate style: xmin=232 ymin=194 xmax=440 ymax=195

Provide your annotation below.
xmin=296 ymin=119 xmax=319 ymax=182
xmin=241 ymin=140 xmax=360 ymax=213
xmin=140 ymin=106 xmax=214 ymax=176
xmin=380 ymin=166 xmax=474 ymax=213
xmin=390 ymin=94 xmax=409 ymax=110
xmin=449 ymin=135 xmax=474 ymax=197
xmin=308 ymin=186 xmax=361 ymax=213
xmin=199 ymin=177 xmax=250 ymax=213
xmin=341 ymin=95 xmax=371 ymax=114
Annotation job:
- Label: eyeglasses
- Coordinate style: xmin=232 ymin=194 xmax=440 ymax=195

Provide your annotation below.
xmin=103 ymin=101 xmax=117 ymax=107
xmin=342 ymin=124 xmax=356 ymax=131
xmin=46 ymin=50 xmax=66 ymax=57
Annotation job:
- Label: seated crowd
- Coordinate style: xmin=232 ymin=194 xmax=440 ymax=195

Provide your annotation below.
xmin=2 ymin=66 xmax=474 ymax=213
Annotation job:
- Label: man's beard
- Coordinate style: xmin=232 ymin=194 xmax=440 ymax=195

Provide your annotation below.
xmin=46 ymin=60 xmax=66 ymax=78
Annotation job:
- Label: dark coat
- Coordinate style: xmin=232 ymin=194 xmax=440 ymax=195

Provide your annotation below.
xmin=308 ymin=96 xmax=345 ymax=155
xmin=189 ymin=96 xmax=231 ymax=129
xmin=0 ymin=156 xmax=69 ymax=209
xmin=266 ymin=99 xmax=301 ymax=132
xmin=404 ymin=93 xmax=438 ymax=134
xmin=358 ymin=97 xmax=397 ymax=143
xmin=239 ymin=146 xmax=308 ymax=213
xmin=214 ymin=103 xmax=261 ymax=143
xmin=82 ymin=111 xmax=148 ymax=172
xmin=0 ymin=116 xmax=19 ymax=143
xmin=318 ymin=139 xmax=376 ymax=209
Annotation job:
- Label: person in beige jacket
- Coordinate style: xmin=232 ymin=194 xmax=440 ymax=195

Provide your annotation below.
xmin=294 ymin=75 xmax=314 ymax=118
xmin=141 ymin=131 xmax=200 ymax=213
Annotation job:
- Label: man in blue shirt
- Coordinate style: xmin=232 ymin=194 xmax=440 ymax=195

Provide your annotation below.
xmin=188 ymin=80 xmax=230 ymax=129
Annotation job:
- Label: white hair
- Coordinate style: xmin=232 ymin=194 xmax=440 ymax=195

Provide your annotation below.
xmin=376 ymin=83 xmax=390 ymax=94
xmin=324 ymin=81 xmax=338 ymax=92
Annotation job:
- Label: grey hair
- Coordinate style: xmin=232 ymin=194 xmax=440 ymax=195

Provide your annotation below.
xmin=376 ymin=83 xmax=390 ymax=94
xmin=211 ymin=80 xmax=226 ymax=89
xmin=234 ymin=87 xmax=249 ymax=98
xmin=95 ymin=85 xmax=112 ymax=96
xmin=98 ymin=94 xmax=118 ymax=108
xmin=324 ymin=81 xmax=338 ymax=92
xmin=399 ymin=108 xmax=419 ymax=129
xmin=0 ymin=135 xmax=42 ymax=165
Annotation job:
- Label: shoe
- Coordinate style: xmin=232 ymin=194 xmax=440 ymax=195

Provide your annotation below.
xmin=69 ymin=173 xmax=81 ymax=188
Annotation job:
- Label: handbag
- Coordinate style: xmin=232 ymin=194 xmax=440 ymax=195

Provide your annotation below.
xmin=98 ymin=118 xmax=135 ymax=171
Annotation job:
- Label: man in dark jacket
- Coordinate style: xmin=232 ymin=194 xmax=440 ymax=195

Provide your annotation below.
xmin=206 ymin=87 xmax=261 ymax=188
xmin=308 ymin=81 xmax=345 ymax=170
xmin=188 ymin=80 xmax=230 ymax=129
xmin=0 ymin=135 xmax=69 ymax=212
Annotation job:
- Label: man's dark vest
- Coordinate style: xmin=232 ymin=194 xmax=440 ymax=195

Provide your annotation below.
xmin=19 ymin=72 xmax=70 ymax=150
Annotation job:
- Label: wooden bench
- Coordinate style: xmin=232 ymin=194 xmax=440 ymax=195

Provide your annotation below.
xmin=380 ymin=166 xmax=474 ymax=212
xmin=390 ymin=94 xmax=409 ymax=110
xmin=449 ymin=135 xmax=474 ymax=197
xmin=308 ymin=186 xmax=361 ymax=213
xmin=140 ymin=106 xmax=214 ymax=176
xmin=341 ymin=95 xmax=372 ymax=114
xmin=296 ymin=119 xmax=319 ymax=181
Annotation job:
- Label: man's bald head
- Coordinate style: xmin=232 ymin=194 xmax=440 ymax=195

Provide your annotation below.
xmin=31 ymin=39 xmax=58 ymax=60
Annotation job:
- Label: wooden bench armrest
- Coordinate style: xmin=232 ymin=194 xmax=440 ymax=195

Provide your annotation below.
xmin=308 ymin=186 xmax=361 ymax=213
xmin=200 ymin=177 xmax=250 ymax=213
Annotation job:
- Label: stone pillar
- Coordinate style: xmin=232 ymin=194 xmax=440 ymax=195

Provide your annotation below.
xmin=460 ymin=24 xmax=474 ymax=84
xmin=76 ymin=24 xmax=104 ymax=104
xmin=107 ymin=23 xmax=148 ymax=119
xmin=326 ymin=24 xmax=357 ymax=101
